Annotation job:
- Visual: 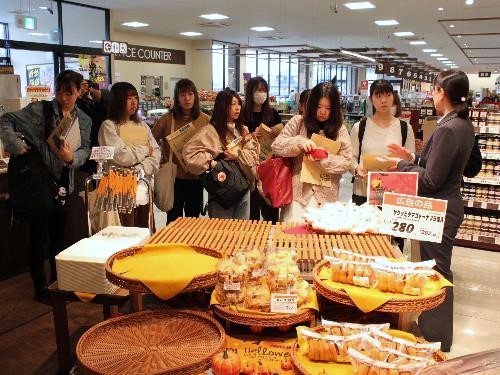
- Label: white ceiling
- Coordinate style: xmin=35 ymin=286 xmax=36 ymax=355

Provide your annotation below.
xmin=7 ymin=0 xmax=500 ymax=73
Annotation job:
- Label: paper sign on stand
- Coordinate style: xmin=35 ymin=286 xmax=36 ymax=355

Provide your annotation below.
xmin=381 ymin=192 xmax=447 ymax=243
xmin=90 ymin=146 xmax=115 ymax=178
xmin=271 ymin=293 xmax=298 ymax=314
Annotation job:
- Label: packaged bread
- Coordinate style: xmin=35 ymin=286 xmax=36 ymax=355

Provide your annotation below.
xmin=215 ymin=283 xmax=245 ymax=305
xmin=234 ymin=248 xmax=265 ymax=273
xmin=266 ymin=261 xmax=300 ymax=292
xmin=243 ymin=282 xmax=271 ymax=312
xmin=217 ymin=258 xmax=248 ymax=284
xmin=370 ymin=329 xmax=442 ymax=359
xmin=294 ymin=279 xmax=311 ymax=306
xmin=300 ymin=328 xmax=367 ymax=363
xmin=329 ymin=249 xmax=381 ymax=263
xmin=266 ymin=249 xmax=298 ymax=264
xmin=348 ymin=347 xmax=432 ymax=375
xmin=374 ymin=258 xmax=437 ymax=271
xmin=328 ymin=258 xmax=375 ymax=288
xmin=371 ymin=265 xmax=435 ymax=296
xmin=321 ymin=320 xmax=390 ymax=336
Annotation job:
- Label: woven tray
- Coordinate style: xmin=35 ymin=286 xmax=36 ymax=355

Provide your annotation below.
xmin=105 ymin=245 xmax=221 ymax=294
xmin=313 ymin=260 xmax=447 ymax=313
xmin=76 ymin=309 xmax=225 ymax=375
xmin=212 ymin=304 xmax=316 ymax=327
xmin=291 ymin=329 xmax=447 ymax=375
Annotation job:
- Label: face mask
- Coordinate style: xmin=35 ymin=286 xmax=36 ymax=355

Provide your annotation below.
xmin=253 ymin=92 xmax=267 ymax=105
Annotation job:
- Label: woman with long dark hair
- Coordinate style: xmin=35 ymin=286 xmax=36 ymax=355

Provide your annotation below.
xmin=98 ymin=82 xmax=160 ymax=228
xmin=272 ymin=82 xmax=352 ymax=222
xmin=242 ymin=77 xmax=283 ymax=222
xmin=152 ymin=79 xmax=209 ymax=223
xmin=385 ymin=70 xmax=475 ymax=351
xmin=183 ymin=89 xmax=259 ymax=219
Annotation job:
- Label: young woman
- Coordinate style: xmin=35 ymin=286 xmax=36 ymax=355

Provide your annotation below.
xmin=152 ymin=79 xmax=209 ymax=223
xmin=183 ymin=89 xmax=259 ymax=219
xmin=242 ymin=77 xmax=283 ymax=222
xmin=98 ymin=82 xmax=160 ymax=228
xmin=385 ymin=70 xmax=475 ymax=352
xmin=272 ymin=82 xmax=352 ymax=222
xmin=350 ymin=80 xmax=415 ymax=205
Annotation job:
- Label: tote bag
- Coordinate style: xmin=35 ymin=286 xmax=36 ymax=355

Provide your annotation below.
xmin=257 ymin=157 xmax=293 ymax=208
xmin=154 ymin=118 xmax=177 ymax=212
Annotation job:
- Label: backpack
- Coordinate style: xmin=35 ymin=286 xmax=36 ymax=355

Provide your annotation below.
xmin=463 ymin=135 xmax=482 ymax=178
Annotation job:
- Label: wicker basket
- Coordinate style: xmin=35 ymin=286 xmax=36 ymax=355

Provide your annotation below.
xmin=105 ymin=245 xmax=221 ymax=294
xmin=212 ymin=304 xmax=316 ymax=327
xmin=291 ymin=327 xmax=447 ymax=375
xmin=313 ymin=260 xmax=447 ymax=313
xmin=76 ymin=309 xmax=225 ymax=375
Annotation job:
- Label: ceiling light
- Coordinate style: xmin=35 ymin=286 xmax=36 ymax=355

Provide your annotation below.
xmin=251 ymin=26 xmax=274 ymax=32
xmin=393 ymin=31 xmax=414 ymax=37
xmin=422 ymin=49 xmax=437 ymax=53
xmin=199 ymin=13 xmax=229 ymax=20
xmin=437 ymin=57 xmax=448 ymax=60
xmin=438 ymin=7 xmax=444 ymax=11
xmin=457 ymin=35 xmax=462 ymax=38
xmin=28 ymin=32 xmax=48 ymax=36
xmin=340 ymin=49 xmax=376 ymax=62
xmin=449 ymin=24 xmax=455 ymax=28
xmin=431 ymin=53 xmax=443 ymax=56
xmin=494 ymin=70 xmax=498 ymax=73
xmin=179 ymin=31 xmax=202 ymax=36
xmin=465 ymin=0 xmax=474 ymax=5
xmin=39 ymin=6 xmax=48 ymax=10
xmin=344 ymin=2 xmax=375 ymax=10
xmin=88 ymin=40 xmax=103 ymax=44
xmin=374 ymin=19 xmax=399 ymax=26
xmin=122 ymin=21 xmax=149 ymax=28
xmin=410 ymin=41 xmax=427 ymax=45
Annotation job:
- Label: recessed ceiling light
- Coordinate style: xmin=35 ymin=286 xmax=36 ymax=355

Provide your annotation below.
xmin=344 ymin=2 xmax=375 ymax=10
xmin=393 ymin=31 xmax=415 ymax=37
xmin=494 ymin=70 xmax=498 ymax=73
xmin=251 ymin=26 xmax=274 ymax=32
xmin=28 ymin=32 xmax=48 ymax=36
xmin=88 ymin=40 xmax=103 ymax=44
xmin=410 ymin=41 xmax=427 ymax=45
xmin=122 ymin=21 xmax=149 ymax=28
xmin=457 ymin=35 xmax=462 ymax=38
xmin=422 ymin=49 xmax=437 ymax=53
xmin=374 ymin=19 xmax=399 ymax=26
xmin=438 ymin=7 xmax=444 ymax=11
xmin=431 ymin=53 xmax=443 ymax=56
xmin=437 ymin=57 xmax=448 ymax=60
xmin=465 ymin=0 xmax=474 ymax=5
xmin=199 ymin=13 xmax=229 ymax=20
xmin=179 ymin=31 xmax=203 ymax=36
xmin=39 ymin=6 xmax=48 ymax=10
xmin=449 ymin=24 xmax=455 ymax=28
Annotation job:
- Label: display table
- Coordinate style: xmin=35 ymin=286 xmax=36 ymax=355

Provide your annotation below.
xmin=48 ymin=282 xmax=129 ymax=374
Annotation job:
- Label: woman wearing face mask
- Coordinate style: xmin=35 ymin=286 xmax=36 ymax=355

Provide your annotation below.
xmin=272 ymin=82 xmax=352 ymax=222
xmin=183 ymin=89 xmax=259 ymax=219
xmin=351 ymin=80 xmax=415 ymax=206
xmin=242 ymin=77 xmax=283 ymax=222
xmin=152 ymin=79 xmax=209 ymax=224
xmin=385 ymin=70 xmax=475 ymax=352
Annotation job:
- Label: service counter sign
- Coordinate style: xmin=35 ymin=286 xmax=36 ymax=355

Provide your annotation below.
xmin=103 ymin=40 xmax=185 ymax=65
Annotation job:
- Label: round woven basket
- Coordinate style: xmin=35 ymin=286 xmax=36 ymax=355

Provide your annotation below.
xmin=76 ymin=309 xmax=225 ymax=375
xmin=105 ymin=245 xmax=221 ymax=294
xmin=313 ymin=260 xmax=447 ymax=313
xmin=290 ymin=327 xmax=447 ymax=375
xmin=212 ymin=304 xmax=316 ymax=327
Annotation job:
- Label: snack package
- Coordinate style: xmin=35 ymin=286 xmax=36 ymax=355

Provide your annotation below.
xmin=243 ymin=282 xmax=271 ymax=312
xmin=217 ymin=258 xmax=248 ymax=284
xmin=215 ymin=283 xmax=245 ymax=305
xmin=328 ymin=258 xmax=375 ymax=288
xmin=294 ymin=279 xmax=311 ymax=306
xmin=328 ymin=249 xmax=381 ymax=263
xmin=371 ymin=264 xmax=435 ymax=296
xmin=348 ymin=347 xmax=432 ymax=375
xmin=370 ymin=329 xmax=442 ymax=358
xmin=321 ymin=320 xmax=390 ymax=336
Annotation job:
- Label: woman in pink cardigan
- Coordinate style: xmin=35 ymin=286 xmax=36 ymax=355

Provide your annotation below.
xmin=272 ymin=82 xmax=352 ymax=222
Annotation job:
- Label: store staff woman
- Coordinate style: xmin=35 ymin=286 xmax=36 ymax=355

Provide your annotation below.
xmin=386 ymin=70 xmax=475 ymax=351
xmin=242 ymin=77 xmax=283 ymax=222
xmin=152 ymin=79 xmax=209 ymax=223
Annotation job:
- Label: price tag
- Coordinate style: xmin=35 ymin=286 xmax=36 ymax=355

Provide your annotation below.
xmin=479 ymin=126 xmax=487 ymax=133
xmin=472 ymin=234 xmax=479 ymax=242
xmin=481 ymin=202 xmax=488 ymax=209
xmin=495 ymin=237 xmax=500 ymax=245
xmin=223 ymin=282 xmax=241 ymax=291
xmin=270 ymin=293 xmax=298 ymax=314
xmin=381 ymin=192 xmax=447 ymax=243
xmin=90 ymin=146 xmax=115 ymax=160
xmin=489 ymin=127 xmax=500 ymax=134
xmin=467 ymin=200 xmax=474 ymax=207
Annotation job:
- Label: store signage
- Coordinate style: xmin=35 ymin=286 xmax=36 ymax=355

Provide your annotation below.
xmin=478 ymin=72 xmax=491 ymax=78
xmin=26 ymin=86 xmax=51 ymax=102
xmin=270 ymin=293 xmax=298 ymax=314
xmin=360 ymin=80 xmax=369 ymax=91
xmin=90 ymin=146 xmax=115 ymax=160
xmin=113 ymin=43 xmax=186 ymax=65
xmin=376 ymin=61 xmax=434 ymax=82
xmin=15 ymin=15 xmax=37 ymax=30
xmin=103 ymin=40 xmax=128 ymax=55
xmin=381 ymin=192 xmax=447 ymax=243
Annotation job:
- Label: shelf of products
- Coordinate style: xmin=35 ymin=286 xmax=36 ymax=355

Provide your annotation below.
xmin=457 ymin=108 xmax=500 ymax=251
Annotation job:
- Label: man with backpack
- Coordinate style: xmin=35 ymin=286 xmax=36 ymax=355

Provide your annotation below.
xmin=0 ymin=70 xmax=91 ymax=304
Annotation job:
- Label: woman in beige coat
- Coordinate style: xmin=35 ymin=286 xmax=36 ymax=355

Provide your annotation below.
xmin=183 ymin=89 xmax=259 ymax=219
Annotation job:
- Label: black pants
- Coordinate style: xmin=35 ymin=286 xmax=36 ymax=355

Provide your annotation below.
xmin=250 ymin=189 xmax=279 ymax=223
xmin=167 ymin=178 xmax=204 ymax=224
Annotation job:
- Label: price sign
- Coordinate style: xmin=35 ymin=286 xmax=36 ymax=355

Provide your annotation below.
xmin=376 ymin=61 xmax=386 ymax=74
xmin=223 ymin=282 xmax=241 ymax=291
xmin=381 ymin=192 xmax=448 ymax=243
xmin=396 ymin=65 xmax=405 ymax=78
xmin=270 ymin=293 xmax=298 ymax=314
xmin=90 ymin=146 xmax=115 ymax=160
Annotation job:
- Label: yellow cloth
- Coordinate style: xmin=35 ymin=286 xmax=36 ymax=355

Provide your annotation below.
xmin=210 ymin=289 xmax=319 ymax=315
xmin=319 ymin=267 xmax=453 ymax=313
xmin=74 ymin=291 xmax=96 ymax=303
xmin=295 ymin=327 xmax=417 ymax=375
xmin=111 ymin=243 xmax=218 ymax=300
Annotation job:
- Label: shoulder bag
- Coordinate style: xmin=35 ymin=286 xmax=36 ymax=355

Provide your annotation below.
xmin=257 ymin=156 xmax=293 ymax=208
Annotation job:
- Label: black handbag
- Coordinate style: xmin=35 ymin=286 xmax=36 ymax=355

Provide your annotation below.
xmin=199 ymin=155 xmax=250 ymax=209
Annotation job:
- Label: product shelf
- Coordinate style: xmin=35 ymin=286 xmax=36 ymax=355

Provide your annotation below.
xmin=463 ymin=199 xmax=500 ymax=211
xmin=474 ymin=126 xmax=500 ymax=135
xmin=455 ymin=233 xmax=500 ymax=252
xmin=463 ymin=177 xmax=500 ymax=186
xmin=481 ymin=152 xmax=500 ymax=161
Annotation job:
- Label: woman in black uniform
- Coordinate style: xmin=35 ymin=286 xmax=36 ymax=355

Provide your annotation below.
xmin=386 ymin=70 xmax=475 ymax=352
xmin=242 ymin=77 xmax=283 ymax=222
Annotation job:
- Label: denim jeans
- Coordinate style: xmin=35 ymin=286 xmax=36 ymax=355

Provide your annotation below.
xmin=207 ymin=191 xmax=250 ymax=219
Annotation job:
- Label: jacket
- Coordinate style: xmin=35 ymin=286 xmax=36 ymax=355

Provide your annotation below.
xmin=0 ymin=99 xmax=91 ymax=193
xmin=271 ymin=114 xmax=352 ymax=205
xmin=152 ymin=111 xmax=210 ymax=179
